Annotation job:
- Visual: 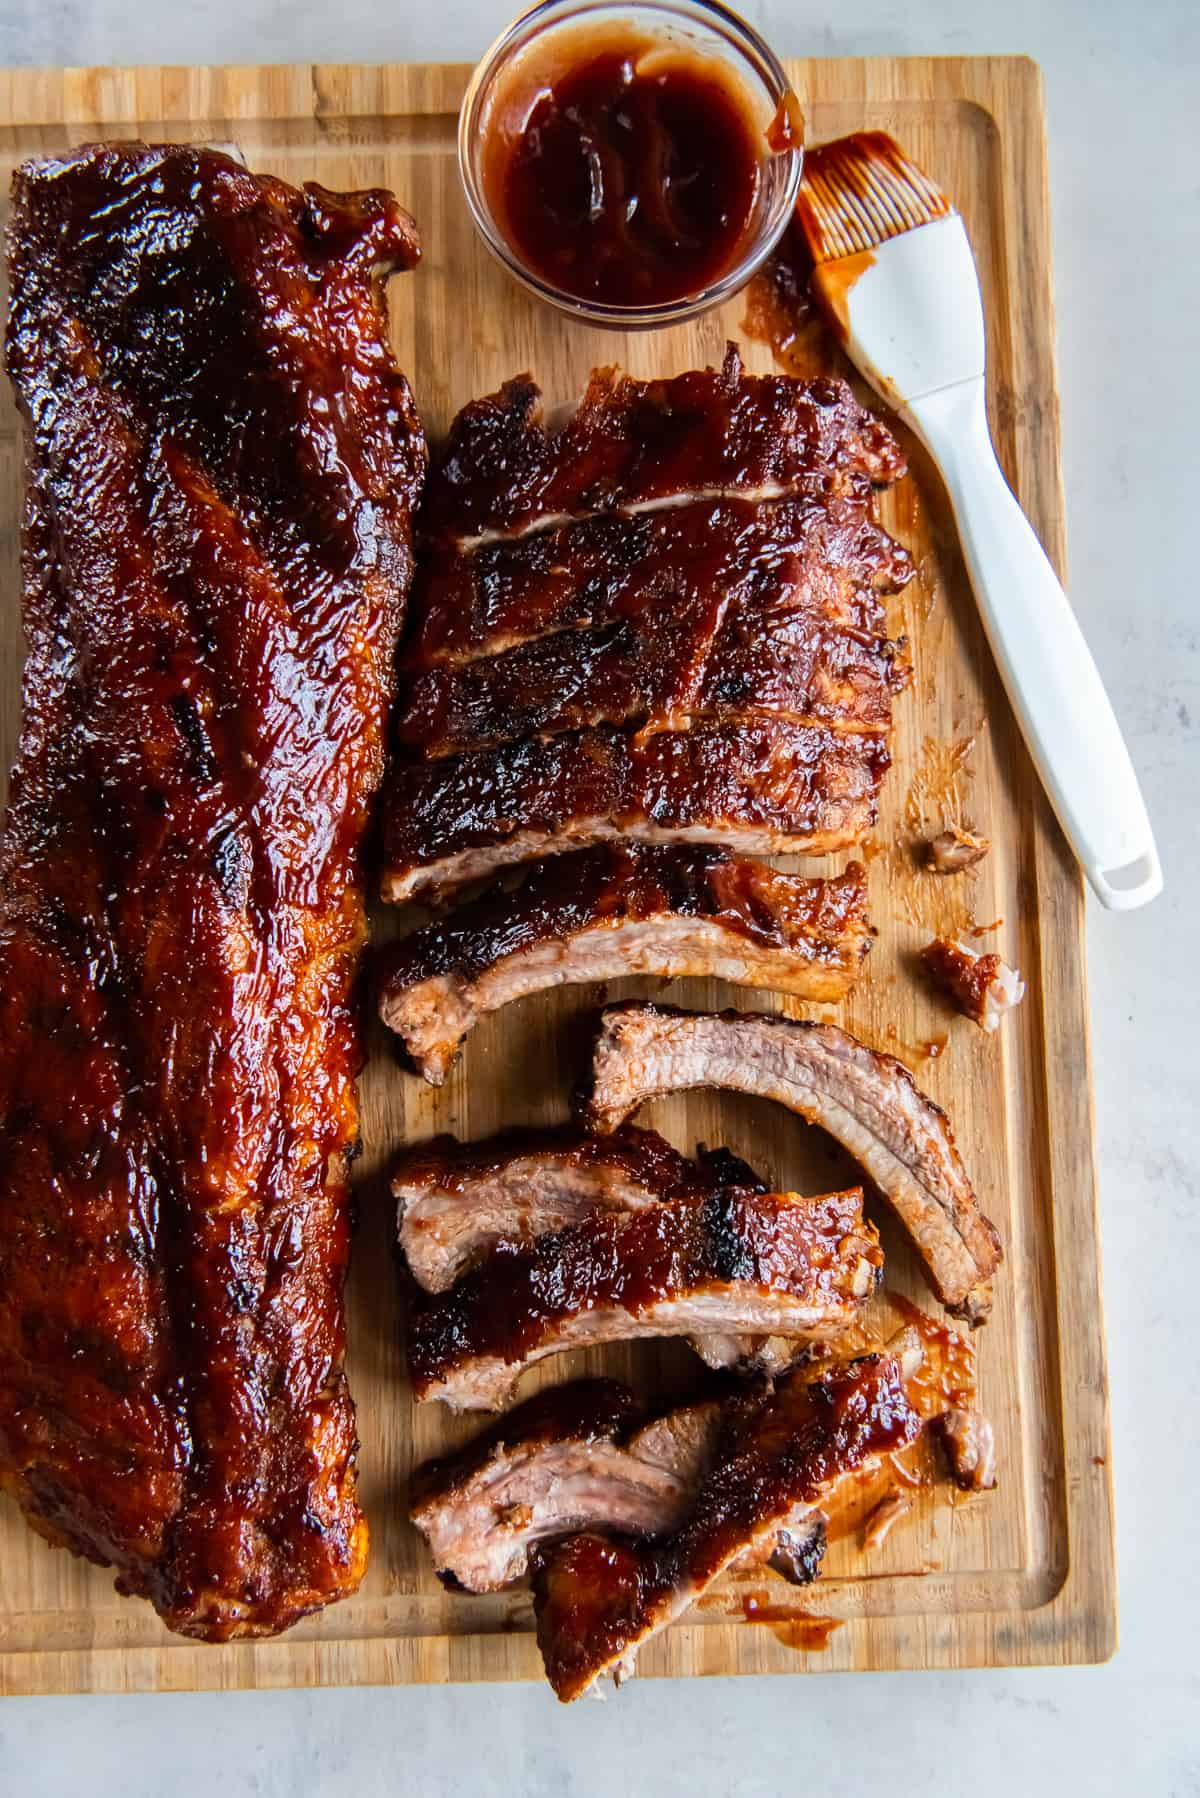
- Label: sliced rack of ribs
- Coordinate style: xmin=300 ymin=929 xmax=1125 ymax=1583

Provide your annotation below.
xmin=532 ymin=1348 xmax=923 ymax=1700
xmin=393 ymin=1123 xmax=761 ymax=1294
xmin=410 ymin=1379 xmax=718 ymax=1593
xmin=0 ymin=143 xmax=426 ymax=1640
xmin=584 ymin=1003 xmax=1002 ymax=1325
xmin=405 ymin=1184 xmax=882 ymax=1411
xmin=379 ymin=849 xmax=871 ymax=1082
xmin=382 ymin=345 xmax=912 ymax=903
xmin=417 ymin=347 xmax=907 ymax=545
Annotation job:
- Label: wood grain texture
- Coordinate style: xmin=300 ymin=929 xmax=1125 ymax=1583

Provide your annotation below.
xmin=0 ymin=55 xmax=1116 ymax=1695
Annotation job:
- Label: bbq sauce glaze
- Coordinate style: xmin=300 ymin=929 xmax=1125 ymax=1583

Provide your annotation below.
xmin=481 ymin=27 xmax=784 ymax=307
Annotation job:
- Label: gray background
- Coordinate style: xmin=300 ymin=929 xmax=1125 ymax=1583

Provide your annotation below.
xmin=0 ymin=1 xmax=1197 ymax=1793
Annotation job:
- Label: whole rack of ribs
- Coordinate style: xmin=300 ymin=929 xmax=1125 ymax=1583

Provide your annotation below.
xmin=0 ymin=143 xmax=426 ymax=1640
xmin=379 ymin=848 xmax=871 ymax=1082
xmin=382 ymin=345 xmax=912 ymax=903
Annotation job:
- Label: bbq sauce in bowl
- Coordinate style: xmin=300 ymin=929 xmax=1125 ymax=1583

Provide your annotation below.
xmin=484 ymin=32 xmax=764 ymax=308
xmin=461 ymin=2 xmax=804 ymax=327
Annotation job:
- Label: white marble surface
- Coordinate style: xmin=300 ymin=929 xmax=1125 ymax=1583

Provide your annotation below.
xmin=0 ymin=1 xmax=1197 ymax=1792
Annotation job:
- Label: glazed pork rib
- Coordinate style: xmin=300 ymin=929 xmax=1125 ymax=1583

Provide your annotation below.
xmin=532 ymin=1350 xmax=923 ymax=1700
xmin=393 ymin=1123 xmax=760 ymax=1293
xmin=405 ymin=1185 xmax=882 ymax=1410
xmin=411 ymin=1376 xmax=826 ymax=1595
xmin=409 ymin=1379 xmax=721 ymax=1592
xmin=382 ymin=716 xmax=887 ymax=902
xmin=382 ymin=346 xmax=910 ymax=902
xmin=417 ymin=345 xmax=906 ymax=548
xmin=411 ymin=1320 xmax=994 ymax=1606
xmin=394 ymin=1124 xmax=802 ymax=1375
xmin=0 ymin=144 xmax=426 ymax=1640
xmin=379 ymin=849 xmax=870 ymax=1082
xmin=585 ymin=1004 xmax=1002 ymax=1324
xmin=405 ymin=487 xmax=908 ymax=674
xmin=397 ymin=494 xmax=908 ymax=757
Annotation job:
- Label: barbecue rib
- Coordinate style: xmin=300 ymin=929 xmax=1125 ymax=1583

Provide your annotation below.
xmin=411 ymin=1314 xmax=994 ymax=1611
xmin=0 ymin=143 xmax=426 ymax=1640
xmin=379 ymin=850 xmax=870 ymax=1081
xmin=418 ymin=346 xmax=906 ymax=547
xmin=409 ymin=1379 xmax=718 ymax=1592
xmin=406 ymin=489 xmax=906 ymax=672
xmin=393 ymin=1124 xmax=760 ymax=1293
xmin=397 ymin=494 xmax=907 ymax=756
xmin=405 ymin=1186 xmax=882 ymax=1410
xmin=584 ymin=1003 xmax=1001 ymax=1324
xmin=382 ymin=716 xmax=888 ymax=901
xmin=532 ymin=1350 xmax=923 ymax=1700
xmin=381 ymin=345 xmax=910 ymax=902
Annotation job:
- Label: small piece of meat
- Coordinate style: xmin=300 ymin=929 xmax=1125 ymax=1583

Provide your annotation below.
xmin=767 ymin=1512 xmax=829 ymax=1584
xmin=405 ymin=1186 xmax=883 ymax=1411
xmin=934 ymin=1407 xmax=998 ymax=1491
xmin=379 ymin=850 xmax=871 ymax=1082
xmin=922 ymin=938 xmax=1026 ymax=1032
xmin=862 ymin=1490 xmax=912 ymax=1551
xmin=420 ymin=344 xmax=907 ymax=548
xmin=409 ymin=1380 xmax=723 ymax=1593
xmin=405 ymin=486 xmax=908 ymax=671
xmin=392 ymin=1123 xmax=753 ymax=1294
xmin=927 ymin=826 xmax=989 ymax=874
xmin=584 ymin=1003 xmax=1002 ymax=1325
xmin=381 ymin=716 xmax=888 ymax=902
xmin=531 ymin=1350 xmax=922 ymax=1700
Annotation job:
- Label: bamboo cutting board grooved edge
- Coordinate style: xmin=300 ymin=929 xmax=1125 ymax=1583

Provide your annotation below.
xmin=0 ymin=56 xmax=1116 ymax=1695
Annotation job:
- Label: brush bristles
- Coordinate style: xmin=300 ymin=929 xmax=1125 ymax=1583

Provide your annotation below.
xmin=797 ymin=131 xmax=952 ymax=261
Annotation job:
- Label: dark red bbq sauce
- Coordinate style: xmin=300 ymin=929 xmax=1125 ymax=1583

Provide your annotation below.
xmin=482 ymin=30 xmax=769 ymax=307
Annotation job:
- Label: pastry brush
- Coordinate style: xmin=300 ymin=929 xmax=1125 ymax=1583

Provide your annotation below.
xmin=795 ymin=131 xmax=1161 ymax=910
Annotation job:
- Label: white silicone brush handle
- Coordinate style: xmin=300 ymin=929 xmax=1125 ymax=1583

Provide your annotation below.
xmin=905 ymin=377 xmax=1162 ymax=910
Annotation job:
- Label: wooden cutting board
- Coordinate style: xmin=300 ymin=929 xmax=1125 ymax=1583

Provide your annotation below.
xmin=0 ymin=55 xmax=1116 ymax=1695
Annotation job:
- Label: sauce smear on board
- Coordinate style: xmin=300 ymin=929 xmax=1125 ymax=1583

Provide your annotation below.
xmin=481 ymin=27 xmax=779 ymax=308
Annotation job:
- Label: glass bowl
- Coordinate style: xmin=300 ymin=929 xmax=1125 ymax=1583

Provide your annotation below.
xmin=457 ymin=0 xmax=804 ymax=329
